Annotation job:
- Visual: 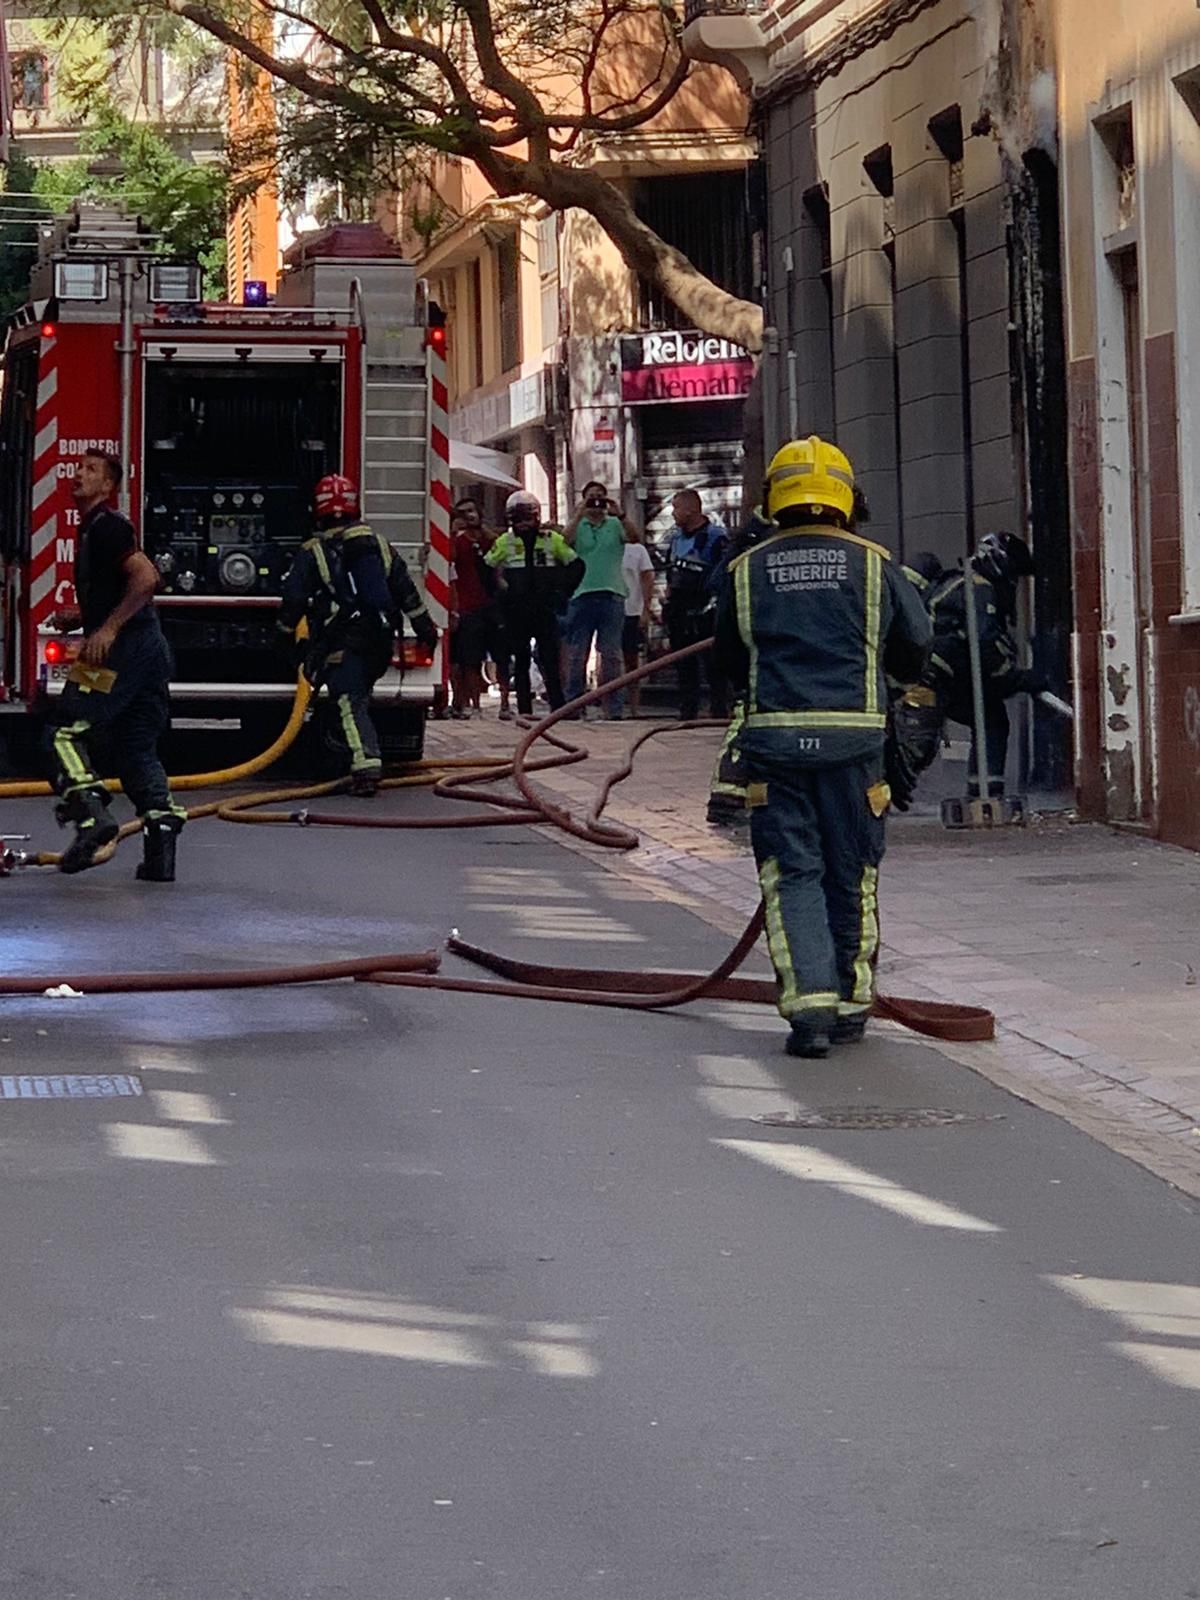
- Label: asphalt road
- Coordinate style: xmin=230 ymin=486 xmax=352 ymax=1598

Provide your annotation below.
xmin=1 ymin=780 xmax=1199 ymax=1599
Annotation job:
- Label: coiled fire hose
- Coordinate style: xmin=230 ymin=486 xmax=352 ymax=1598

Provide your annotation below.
xmin=0 ymin=639 xmax=994 ymax=1041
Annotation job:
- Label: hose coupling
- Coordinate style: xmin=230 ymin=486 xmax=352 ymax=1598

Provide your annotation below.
xmin=293 ymin=809 xmax=310 ymax=827
xmin=1 ymin=836 xmax=33 ymax=877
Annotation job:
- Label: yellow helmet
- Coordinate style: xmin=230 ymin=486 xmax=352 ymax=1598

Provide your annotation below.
xmin=764 ymin=436 xmax=855 ymax=522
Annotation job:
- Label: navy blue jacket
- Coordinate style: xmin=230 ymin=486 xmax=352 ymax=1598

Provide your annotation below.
xmin=714 ymin=521 xmax=931 ymax=769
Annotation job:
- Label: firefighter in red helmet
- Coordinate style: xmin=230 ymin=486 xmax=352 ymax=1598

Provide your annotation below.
xmin=279 ymin=474 xmax=437 ymax=795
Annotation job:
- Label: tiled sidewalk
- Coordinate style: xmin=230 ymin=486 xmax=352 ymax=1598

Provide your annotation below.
xmin=425 ymin=710 xmax=1200 ymax=1196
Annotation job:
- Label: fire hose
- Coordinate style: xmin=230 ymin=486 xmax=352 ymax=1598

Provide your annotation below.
xmin=0 ymin=639 xmax=994 ymax=1042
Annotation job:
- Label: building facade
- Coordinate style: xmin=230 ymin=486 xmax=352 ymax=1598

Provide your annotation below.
xmin=409 ymin=65 xmax=755 ymax=541
xmin=1056 ymin=0 xmax=1200 ymax=844
xmin=687 ymin=0 xmax=1072 ymax=791
xmin=2 ymin=5 xmax=220 ymax=163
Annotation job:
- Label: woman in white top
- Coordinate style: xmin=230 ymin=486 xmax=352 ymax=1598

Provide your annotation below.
xmin=621 ymin=537 xmax=656 ymax=716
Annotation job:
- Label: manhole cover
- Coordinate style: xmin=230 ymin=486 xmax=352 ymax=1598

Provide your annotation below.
xmin=756 ymin=1106 xmax=983 ymax=1131
xmin=0 ymin=1074 xmax=143 ymax=1100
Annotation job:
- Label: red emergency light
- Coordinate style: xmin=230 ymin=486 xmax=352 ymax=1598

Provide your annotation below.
xmin=41 ymin=322 xmax=56 ymax=340
xmin=44 ymin=638 xmax=65 ymax=664
xmin=426 ymin=324 xmax=448 ymax=358
xmin=400 ymin=639 xmax=436 ymax=670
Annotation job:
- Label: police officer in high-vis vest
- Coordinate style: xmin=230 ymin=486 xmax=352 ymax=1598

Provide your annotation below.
xmin=714 ymin=437 xmax=931 ymax=1059
xmin=485 ymin=489 xmax=579 ymax=716
xmin=279 ymin=474 xmax=437 ymax=796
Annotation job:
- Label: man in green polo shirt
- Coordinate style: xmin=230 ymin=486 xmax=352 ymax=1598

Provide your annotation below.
xmin=563 ymin=480 xmax=638 ymax=718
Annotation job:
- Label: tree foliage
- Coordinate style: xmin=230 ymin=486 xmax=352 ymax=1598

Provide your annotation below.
xmin=0 ymin=108 xmax=229 ymax=317
xmin=71 ymin=0 xmax=764 ymax=347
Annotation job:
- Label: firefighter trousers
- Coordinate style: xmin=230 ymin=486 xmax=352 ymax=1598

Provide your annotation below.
xmin=323 ymin=649 xmax=384 ymax=776
xmin=747 ymin=756 xmax=887 ymax=1024
xmin=707 ymin=698 xmax=747 ymax=819
xmin=945 ymin=688 xmax=1009 ymax=797
xmin=48 ymin=621 xmax=181 ymax=821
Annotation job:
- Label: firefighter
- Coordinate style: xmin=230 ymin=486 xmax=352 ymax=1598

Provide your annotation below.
xmin=279 ymin=474 xmax=437 ymax=796
xmin=714 ymin=436 xmax=931 ymax=1058
xmin=925 ymin=531 xmax=1041 ymax=798
xmin=484 ymin=490 xmax=579 ymax=717
xmin=47 ymin=448 xmax=186 ymax=880
xmin=707 ymin=489 xmax=872 ymax=827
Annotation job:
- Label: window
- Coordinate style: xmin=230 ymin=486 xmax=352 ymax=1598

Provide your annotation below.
xmin=928 ymin=106 xmax=965 ymax=209
xmin=496 ymin=231 xmax=521 ymax=374
xmin=12 ymin=53 xmax=49 ymax=111
xmin=537 ymin=214 xmax=560 ymax=349
xmin=1097 ymin=107 xmax=1137 ymax=230
xmin=863 ymin=145 xmax=904 ymax=556
xmin=633 ymin=170 xmax=753 ymax=332
xmin=862 ymin=144 xmax=895 ymax=241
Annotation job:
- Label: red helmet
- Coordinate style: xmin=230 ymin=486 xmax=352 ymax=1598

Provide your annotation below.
xmin=313 ymin=474 xmax=359 ymax=519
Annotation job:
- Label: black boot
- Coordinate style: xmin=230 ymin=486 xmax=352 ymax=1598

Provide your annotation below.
xmin=706 ymin=795 xmax=748 ymax=828
xmin=831 ymin=1012 xmax=869 ymax=1046
xmin=350 ymin=769 xmax=380 ymax=798
xmin=57 ymin=786 xmax=120 ymax=875
xmin=785 ymin=1013 xmax=835 ymax=1059
xmin=136 ymin=813 xmax=183 ymax=882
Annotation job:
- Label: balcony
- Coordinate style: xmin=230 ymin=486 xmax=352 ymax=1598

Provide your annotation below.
xmin=681 ymin=0 xmax=769 ymax=87
xmin=683 ymin=0 xmax=764 ymax=22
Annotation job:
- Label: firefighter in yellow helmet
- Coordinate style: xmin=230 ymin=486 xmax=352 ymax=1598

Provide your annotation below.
xmin=713 ymin=437 xmax=931 ymax=1057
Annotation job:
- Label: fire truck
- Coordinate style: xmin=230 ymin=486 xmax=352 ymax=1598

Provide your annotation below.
xmin=0 ymin=202 xmax=452 ymax=763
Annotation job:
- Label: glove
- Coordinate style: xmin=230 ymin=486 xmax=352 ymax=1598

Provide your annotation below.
xmin=885 ymin=695 xmax=945 ymax=812
xmin=885 ymin=730 xmax=920 ymax=813
xmin=1012 ymin=668 xmax=1049 ymax=697
xmin=416 ymin=621 xmax=438 ymax=653
xmin=275 ymin=623 xmax=306 ymax=671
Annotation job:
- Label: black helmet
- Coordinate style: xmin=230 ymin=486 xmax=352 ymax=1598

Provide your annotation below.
xmin=975 ymin=531 xmax=1034 ymax=584
xmin=906 ymin=551 xmax=945 ymax=586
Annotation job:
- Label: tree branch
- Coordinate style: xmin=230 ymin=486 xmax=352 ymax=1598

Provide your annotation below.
xmin=458 ymin=0 xmax=551 ymax=158
xmin=486 ymin=148 xmax=763 ymax=350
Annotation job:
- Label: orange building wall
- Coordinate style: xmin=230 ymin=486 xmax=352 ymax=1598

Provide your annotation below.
xmin=224 ymin=46 xmax=279 ymax=302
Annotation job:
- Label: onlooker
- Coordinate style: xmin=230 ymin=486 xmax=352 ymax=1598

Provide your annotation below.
xmin=486 ymin=489 xmax=578 ymax=716
xmin=450 ymin=498 xmax=511 ymax=719
xmin=664 ymin=488 xmax=730 ymax=720
xmin=621 ymin=534 xmax=656 ymax=717
xmin=563 ymin=481 xmax=637 ymax=718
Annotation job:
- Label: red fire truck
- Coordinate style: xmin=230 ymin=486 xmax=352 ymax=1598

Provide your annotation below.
xmin=0 ymin=202 xmax=452 ymax=763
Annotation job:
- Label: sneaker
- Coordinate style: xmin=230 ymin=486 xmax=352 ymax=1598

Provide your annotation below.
xmin=784 ymin=1017 xmax=833 ymax=1059
xmin=831 ymin=1013 xmax=869 ymax=1045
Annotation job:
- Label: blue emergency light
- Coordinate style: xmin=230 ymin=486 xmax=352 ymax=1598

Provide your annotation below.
xmin=243 ymin=280 xmax=268 ymax=306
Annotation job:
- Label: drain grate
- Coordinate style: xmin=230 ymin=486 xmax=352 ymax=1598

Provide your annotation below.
xmin=756 ymin=1106 xmax=984 ymax=1131
xmin=0 ymin=1074 xmax=143 ymax=1100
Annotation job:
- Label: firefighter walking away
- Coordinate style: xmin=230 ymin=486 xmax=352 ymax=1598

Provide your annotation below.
xmin=48 ymin=449 xmax=186 ymax=881
xmin=279 ymin=475 xmax=438 ymax=796
xmin=714 ymin=436 xmax=931 ymax=1058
